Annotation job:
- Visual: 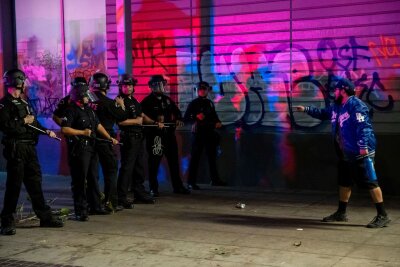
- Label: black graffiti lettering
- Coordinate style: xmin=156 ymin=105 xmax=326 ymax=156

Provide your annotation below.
xmin=317 ymin=38 xmax=338 ymax=71
xmin=132 ymin=34 xmax=167 ymax=71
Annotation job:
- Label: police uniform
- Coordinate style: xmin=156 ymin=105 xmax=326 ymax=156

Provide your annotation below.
xmin=141 ymin=93 xmax=188 ymax=195
xmin=117 ymin=95 xmax=152 ymax=204
xmin=0 ymin=94 xmax=57 ymax=229
xmin=184 ymin=96 xmax=222 ymax=186
xmin=90 ymin=91 xmax=125 ymax=209
xmin=53 ymin=95 xmax=70 ymax=119
xmin=62 ymin=103 xmax=103 ymax=218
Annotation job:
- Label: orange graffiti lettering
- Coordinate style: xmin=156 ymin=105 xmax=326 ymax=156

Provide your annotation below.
xmin=369 ymin=35 xmax=400 ymax=68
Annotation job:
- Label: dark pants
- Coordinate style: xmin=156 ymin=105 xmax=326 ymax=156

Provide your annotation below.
xmin=145 ymin=131 xmax=184 ymax=192
xmin=96 ymin=142 xmax=118 ymax=207
xmin=117 ymin=131 xmax=147 ymax=203
xmin=67 ymin=141 xmax=101 ymax=216
xmin=1 ymin=143 xmax=52 ymax=226
xmin=187 ymin=131 xmax=220 ymax=185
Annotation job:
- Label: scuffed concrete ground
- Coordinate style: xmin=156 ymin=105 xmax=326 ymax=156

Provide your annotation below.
xmin=0 ymin=173 xmax=399 ymax=267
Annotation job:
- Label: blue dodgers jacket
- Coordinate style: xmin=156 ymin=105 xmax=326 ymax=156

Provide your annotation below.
xmin=304 ymin=96 xmax=376 ymax=161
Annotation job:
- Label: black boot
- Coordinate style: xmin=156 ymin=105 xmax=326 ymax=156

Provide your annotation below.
xmin=1 ymin=216 xmax=16 ymax=235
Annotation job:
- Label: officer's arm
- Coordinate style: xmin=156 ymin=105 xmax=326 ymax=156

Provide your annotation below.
xmin=60 ymin=109 xmax=91 ymax=137
xmin=142 ymin=113 xmax=156 ymax=124
xmin=97 ymin=123 xmax=117 ymax=144
xmin=61 ymin=127 xmax=91 ymax=137
xmin=118 ymin=116 xmax=143 ymax=126
xmin=52 ymin=114 xmax=63 ymax=127
xmin=169 ymin=98 xmax=183 ymax=121
xmin=209 ymin=102 xmax=221 ymax=124
xmin=183 ymin=102 xmax=195 ymax=123
xmin=0 ymin=103 xmax=27 ymax=135
xmin=108 ymin=99 xmax=127 ymax=121
xmin=52 ymin=98 xmax=68 ymax=127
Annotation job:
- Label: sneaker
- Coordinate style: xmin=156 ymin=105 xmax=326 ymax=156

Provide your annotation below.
xmin=322 ymin=211 xmax=348 ymax=222
xmin=150 ymin=190 xmax=160 ymax=197
xmin=119 ymin=201 xmax=134 ymax=209
xmin=366 ymin=215 xmax=391 ymax=228
xmin=188 ymin=184 xmax=201 ymax=190
xmin=0 ymin=225 xmax=16 ymax=235
xmin=40 ymin=216 xmax=64 ymax=228
xmin=210 ymin=180 xmax=227 ymax=186
xmin=89 ymin=208 xmax=111 ymax=215
xmin=173 ymin=187 xmax=191 ymax=195
xmin=133 ymin=195 xmax=155 ymax=204
xmin=75 ymin=214 xmax=89 ymax=222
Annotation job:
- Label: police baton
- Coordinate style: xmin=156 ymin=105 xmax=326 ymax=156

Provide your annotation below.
xmin=94 ymin=137 xmax=123 ymax=146
xmin=142 ymin=124 xmax=170 ymax=128
xmin=27 ymin=124 xmax=62 ymax=141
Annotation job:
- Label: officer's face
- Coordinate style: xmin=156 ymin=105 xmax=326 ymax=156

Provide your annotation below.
xmin=121 ymin=84 xmax=134 ymax=95
xmin=8 ymin=86 xmax=23 ymax=98
xmin=82 ymin=96 xmax=89 ymax=104
xmin=151 ymin=82 xmax=165 ymax=94
xmin=198 ymin=87 xmax=209 ymax=98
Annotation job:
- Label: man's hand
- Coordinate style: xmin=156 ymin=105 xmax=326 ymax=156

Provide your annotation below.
xmin=293 ymin=106 xmax=305 ymax=112
xmin=196 ymin=113 xmax=205 ymax=121
xmin=136 ymin=116 xmax=143 ymax=125
xmin=175 ymin=120 xmax=184 ymax=127
xmin=156 ymin=122 xmax=165 ymax=129
xmin=115 ymin=96 xmax=125 ymax=110
xmin=82 ymin=129 xmax=92 ymax=137
xmin=215 ymin=122 xmax=222 ymax=129
xmin=46 ymin=130 xmax=57 ymax=139
xmin=24 ymin=115 xmax=35 ymax=124
xmin=360 ymin=148 xmax=369 ymax=156
xmin=110 ymin=137 xmax=119 ymax=145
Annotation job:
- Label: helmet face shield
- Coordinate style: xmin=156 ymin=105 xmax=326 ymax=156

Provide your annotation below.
xmin=150 ymin=81 xmax=166 ymax=93
xmin=86 ymin=91 xmax=99 ymax=102
xmin=148 ymin=75 xmax=167 ymax=94
xmin=70 ymin=83 xmax=98 ymax=103
xmin=3 ymin=69 xmax=26 ymax=92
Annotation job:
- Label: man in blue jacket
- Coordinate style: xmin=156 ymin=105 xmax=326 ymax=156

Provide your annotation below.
xmin=295 ymin=78 xmax=390 ymax=228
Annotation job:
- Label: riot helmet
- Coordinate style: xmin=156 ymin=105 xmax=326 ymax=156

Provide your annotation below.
xmin=89 ymin=72 xmax=111 ymax=91
xmin=196 ymin=81 xmax=211 ymax=97
xmin=148 ymin=75 xmax=167 ymax=94
xmin=71 ymin=76 xmax=88 ymax=87
xmin=69 ymin=79 xmax=97 ymax=103
xmin=117 ymin=73 xmax=137 ymax=95
xmin=3 ymin=69 xmax=26 ymax=91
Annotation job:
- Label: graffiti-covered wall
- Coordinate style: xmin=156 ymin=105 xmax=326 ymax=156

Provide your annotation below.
xmin=106 ymin=0 xmax=400 ymax=133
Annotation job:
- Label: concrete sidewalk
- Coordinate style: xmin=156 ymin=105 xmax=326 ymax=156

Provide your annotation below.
xmin=0 ymin=174 xmax=399 ymax=267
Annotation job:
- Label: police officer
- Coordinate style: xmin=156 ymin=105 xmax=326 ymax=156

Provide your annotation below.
xmin=89 ymin=72 xmax=125 ymax=212
xmin=53 ymin=78 xmax=94 ymax=125
xmin=116 ymin=73 xmax=154 ymax=206
xmin=52 ymin=77 xmax=84 ymax=176
xmin=61 ymin=79 xmax=118 ymax=221
xmin=184 ymin=81 xmax=227 ymax=190
xmin=0 ymin=69 xmax=64 ymax=235
xmin=141 ymin=75 xmax=190 ymax=196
